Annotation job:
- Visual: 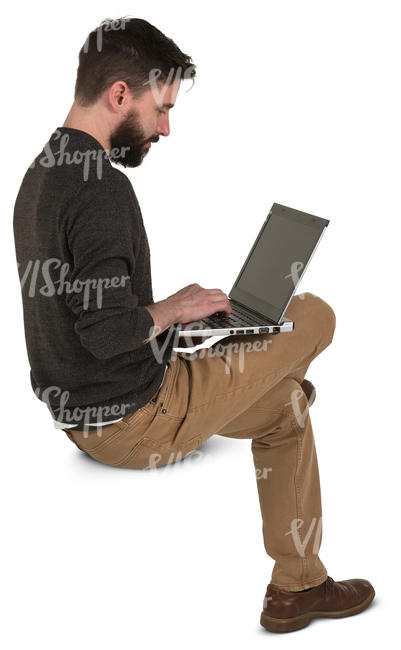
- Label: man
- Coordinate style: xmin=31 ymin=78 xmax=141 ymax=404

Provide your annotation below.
xmin=13 ymin=17 xmax=374 ymax=633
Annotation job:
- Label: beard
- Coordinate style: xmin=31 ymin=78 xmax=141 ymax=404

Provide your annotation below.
xmin=109 ymin=110 xmax=158 ymax=168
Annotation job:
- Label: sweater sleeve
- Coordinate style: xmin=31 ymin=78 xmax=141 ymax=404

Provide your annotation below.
xmin=64 ymin=174 xmax=155 ymax=360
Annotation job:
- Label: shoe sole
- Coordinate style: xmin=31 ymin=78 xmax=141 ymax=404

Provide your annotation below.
xmin=260 ymin=586 xmax=375 ymax=633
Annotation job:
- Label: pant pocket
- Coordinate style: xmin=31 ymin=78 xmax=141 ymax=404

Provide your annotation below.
xmin=156 ymin=358 xmax=188 ymax=419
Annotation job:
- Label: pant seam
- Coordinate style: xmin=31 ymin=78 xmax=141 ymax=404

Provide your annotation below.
xmin=287 ymin=402 xmax=308 ymax=588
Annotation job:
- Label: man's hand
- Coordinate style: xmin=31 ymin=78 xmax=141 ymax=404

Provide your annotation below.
xmin=167 ymin=283 xmax=232 ymax=324
xmin=144 ymin=283 xmax=232 ymax=342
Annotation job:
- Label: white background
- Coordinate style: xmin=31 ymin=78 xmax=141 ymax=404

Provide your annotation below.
xmin=2 ymin=0 xmax=400 ymax=647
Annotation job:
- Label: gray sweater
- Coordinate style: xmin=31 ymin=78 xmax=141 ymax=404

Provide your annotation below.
xmin=13 ymin=127 xmax=176 ymax=430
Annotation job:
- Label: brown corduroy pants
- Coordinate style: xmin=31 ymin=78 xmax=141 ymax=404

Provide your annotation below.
xmin=64 ymin=292 xmax=336 ymax=591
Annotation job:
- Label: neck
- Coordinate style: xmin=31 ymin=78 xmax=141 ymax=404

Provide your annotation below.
xmin=63 ymin=102 xmax=111 ymax=154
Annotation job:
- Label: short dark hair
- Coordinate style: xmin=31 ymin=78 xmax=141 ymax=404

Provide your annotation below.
xmin=74 ymin=17 xmax=196 ymax=106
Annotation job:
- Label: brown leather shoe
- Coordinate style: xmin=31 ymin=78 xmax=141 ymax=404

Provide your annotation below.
xmin=260 ymin=576 xmax=375 ymax=633
xmin=300 ymin=378 xmax=316 ymax=407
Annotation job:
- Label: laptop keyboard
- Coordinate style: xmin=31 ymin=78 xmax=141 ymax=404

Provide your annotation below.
xmin=200 ymin=305 xmax=269 ymax=329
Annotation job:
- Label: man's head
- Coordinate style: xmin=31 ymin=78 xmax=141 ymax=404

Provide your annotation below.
xmin=73 ymin=18 xmax=196 ymax=167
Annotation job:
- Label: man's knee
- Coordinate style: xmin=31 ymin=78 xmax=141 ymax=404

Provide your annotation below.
xmin=292 ymin=292 xmax=336 ymax=346
xmin=311 ymin=293 xmax=336 ymax=347
xmin=263 ymin=377 xmax=310 ymax=429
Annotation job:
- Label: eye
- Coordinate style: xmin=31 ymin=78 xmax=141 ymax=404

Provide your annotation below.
xmin=158 ymin=108 xmax=166 ymax=115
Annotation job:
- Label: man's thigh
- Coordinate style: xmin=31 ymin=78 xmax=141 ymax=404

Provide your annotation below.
xmin=161 ymin=292 xmax=336 ymax=445
xmin=176 ymin=292 xmax=335 ymax=411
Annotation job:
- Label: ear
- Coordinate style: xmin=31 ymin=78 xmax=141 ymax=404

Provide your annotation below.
xmin=108 ymin=81 xmax=129 ymax=112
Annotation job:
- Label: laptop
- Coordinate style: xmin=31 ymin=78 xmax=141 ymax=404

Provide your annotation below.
xmin=176 ymin=202 xmax=329 ymax=338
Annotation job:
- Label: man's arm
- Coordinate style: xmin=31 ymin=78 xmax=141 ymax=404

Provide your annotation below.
xmin=65 ymin=176 xmax=155 ymax=359
xmin=143 ymin=300 xmax=182 ymax=343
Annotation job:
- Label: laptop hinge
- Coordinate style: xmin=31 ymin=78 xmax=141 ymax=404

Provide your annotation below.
xmin=229 ymin=297 xmax=276 ymax=324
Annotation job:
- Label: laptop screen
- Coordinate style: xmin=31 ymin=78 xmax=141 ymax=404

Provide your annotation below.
xmin=229 ymin=203 xmax=329 ymax=323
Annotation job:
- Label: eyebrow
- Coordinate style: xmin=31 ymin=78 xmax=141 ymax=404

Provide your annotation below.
xmin=162 ymin=103 xmax=174 ymax=109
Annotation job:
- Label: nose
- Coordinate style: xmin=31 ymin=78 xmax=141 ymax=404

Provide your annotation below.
xmin=156 ymin=113 xmax=170 ymax=137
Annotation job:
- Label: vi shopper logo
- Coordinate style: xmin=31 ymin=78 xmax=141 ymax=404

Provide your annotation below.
xmin=285 ymin=261 xmax=305 ymax=297
xmin=145 ymin=448 xmax=203 ymax=469
xmin=29 ymin=128 xmax=130 ymax=181
xmin=285 ymin=517 xmax=323 ymax=557
xmin=143 ymin=447 xmax=274 ymax=476
xmin=143 ymin=448 xmax=274 ymax=473
xmin=37 ymin=384 xmax=136 ymax=437
xmin=285 ymin=385 xmax=315 ymax=429
xmin=255 ymin=466 xmax=273 ymax=480
xmin=18 ymin=257 xmax=130 ymax=310
xmin=144 ymin=65 xmax=196 ymax=102
xmin=147 ymin=323 xmax=273 ymax=372
xmin=82 ymin=17 xmax=129 ymax=53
